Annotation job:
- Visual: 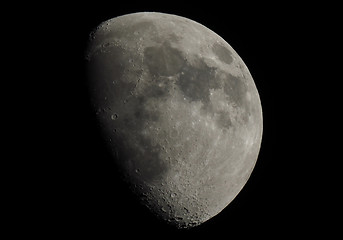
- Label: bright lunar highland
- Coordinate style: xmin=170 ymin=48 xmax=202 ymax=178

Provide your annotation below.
xmin=86 ymin=12 xmax=263 ymax=228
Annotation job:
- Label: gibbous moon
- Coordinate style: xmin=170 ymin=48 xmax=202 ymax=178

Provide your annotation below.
xmin=86 ymin=12 xmax=262 ymax=228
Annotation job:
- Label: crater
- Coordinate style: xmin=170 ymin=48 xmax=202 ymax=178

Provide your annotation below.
xmin=212 ymin=43 xmax=233 ymax=65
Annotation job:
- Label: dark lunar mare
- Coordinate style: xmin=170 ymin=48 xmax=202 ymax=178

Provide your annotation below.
xmin=212 ymin=42 xmax=233 ymax=65
xmin=143 ymin=41 xmax=250 ymax=131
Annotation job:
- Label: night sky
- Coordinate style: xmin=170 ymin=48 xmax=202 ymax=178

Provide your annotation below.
xmin=17 ymin=1 xmax=336 ymax=238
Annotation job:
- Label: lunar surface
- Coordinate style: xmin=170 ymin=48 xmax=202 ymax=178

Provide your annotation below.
xmin=86 ymin=12 xmax=262 ymax=228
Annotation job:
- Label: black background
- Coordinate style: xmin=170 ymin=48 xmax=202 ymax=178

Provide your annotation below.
xmin=14 ymin=1 xmax=338 ymax=238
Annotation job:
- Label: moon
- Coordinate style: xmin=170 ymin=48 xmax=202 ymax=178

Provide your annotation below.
xmin=86 ymin=12 xmax=262 ymax=228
